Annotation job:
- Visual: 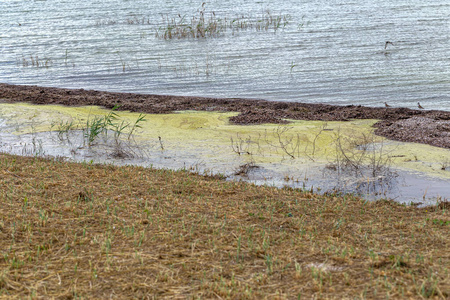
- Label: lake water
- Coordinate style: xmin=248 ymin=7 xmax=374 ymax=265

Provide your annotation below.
xmin=1 ymin=0 xmax=449 ymax=110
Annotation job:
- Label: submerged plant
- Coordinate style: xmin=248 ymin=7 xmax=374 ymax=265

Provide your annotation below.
xmin=326 ymin=129 xmax=397 ymax=194
xmin=50 ymin=119 xmax=76 ymax=141
xmin=230 ymin=134 xmax=260 ymax=156
xmin=290 ymin=61 xmax=297 ymax=73
xmin=82 ymin=105 xmax=147 ymax=154
xmin=155 ymin=3 xmax=292 ymax=40
xmin=84 ymin=115 xmax=107 ymax=146
xmin=19 ymin=55 xmax=52 ymax=68
xmin=264 ymin=126 xmax=302 ymax=159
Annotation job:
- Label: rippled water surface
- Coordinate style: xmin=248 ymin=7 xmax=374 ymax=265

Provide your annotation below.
xmin=1 ymin=0 xmax=449 ymax=110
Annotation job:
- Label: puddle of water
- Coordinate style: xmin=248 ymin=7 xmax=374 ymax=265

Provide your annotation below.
xmin=233 ymin=165 xmax=449 ymax=206
xmin=0 ymin=103 xmax=449 ymax=206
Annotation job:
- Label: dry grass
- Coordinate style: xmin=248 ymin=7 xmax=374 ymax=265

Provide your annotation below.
xmin=0 ymin=153 xmax=449 ymax=299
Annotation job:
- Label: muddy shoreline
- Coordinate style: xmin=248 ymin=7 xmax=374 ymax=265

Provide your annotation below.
xmin=1 ymin=83 xmax=450 ymax=149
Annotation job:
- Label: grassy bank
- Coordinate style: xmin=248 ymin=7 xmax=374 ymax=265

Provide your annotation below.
xmin=0 ymin=153 xmax=448 ymax=299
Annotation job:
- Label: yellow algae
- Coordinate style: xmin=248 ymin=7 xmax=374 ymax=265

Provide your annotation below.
xmin=383 ymin=141 xmax=450 ymax=178
xmin=0 ymin=103 xmax=111 ymax=134
xmin=0 ymin=102 xmax=449 ymax=180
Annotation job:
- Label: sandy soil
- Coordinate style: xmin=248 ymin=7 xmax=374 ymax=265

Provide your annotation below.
xmin=1 ymin=83 xmax=450 ymax=149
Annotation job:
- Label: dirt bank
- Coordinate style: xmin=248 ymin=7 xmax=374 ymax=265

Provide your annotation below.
xmin=1 ymin=83 xmax=450 ymax=148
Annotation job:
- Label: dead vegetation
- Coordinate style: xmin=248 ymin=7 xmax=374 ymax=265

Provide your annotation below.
xmin=324 ymin=130 xmax=399 ymax=196
xmin=0 ymin=153 xmax=449 ymax=298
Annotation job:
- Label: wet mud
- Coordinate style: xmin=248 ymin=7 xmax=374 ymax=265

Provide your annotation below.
xmin=1 ymin=83 xmax=450 ymax=149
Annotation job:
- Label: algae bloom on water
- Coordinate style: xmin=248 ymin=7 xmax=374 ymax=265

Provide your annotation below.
xmin=0 ymin=102 xmax=449 ymax=204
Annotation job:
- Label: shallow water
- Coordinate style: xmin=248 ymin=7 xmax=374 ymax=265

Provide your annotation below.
xmin=1 ymin=103 xmax=449 ymax=205
xmin=1 ymin=0 xmax=449 ymax=110
xmin=1 ymin=126 xmax=448 ymax=206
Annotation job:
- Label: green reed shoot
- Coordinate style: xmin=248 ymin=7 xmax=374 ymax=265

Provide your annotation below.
xmin=128 ymin=113 xmax=146 ymax=140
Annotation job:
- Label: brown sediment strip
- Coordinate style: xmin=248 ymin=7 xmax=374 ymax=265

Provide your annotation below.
xmin=1 ymin=83 xmax=450 ymax=149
